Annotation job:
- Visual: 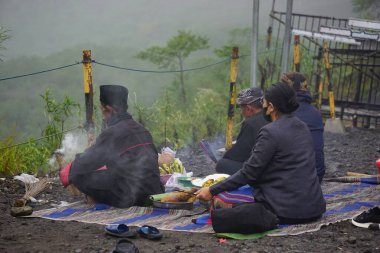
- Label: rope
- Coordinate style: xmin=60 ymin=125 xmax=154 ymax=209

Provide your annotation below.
xmin=0 ymin=46 xmax=285 ymax=82
xmin=0 ymin=125 xmax=81 ymax=150
xmin=0 ymin=62 xmax=81 ymax=82
xmin=92 ymin=58 xmax=230 ymax=73
xmin=93 ymin=47 xmax=284 ymax=73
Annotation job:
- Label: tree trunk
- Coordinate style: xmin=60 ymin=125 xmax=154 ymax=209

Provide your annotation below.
xmin=178 ymin=57 xmax=186 ymax=103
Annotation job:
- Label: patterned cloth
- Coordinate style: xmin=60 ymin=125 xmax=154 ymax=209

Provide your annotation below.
xmin=27 ymin=179 xmax=380 ymax=236
xmin=211 ymin=185 xmax=254 ymax=209
xmin=195 ymin=180 xmax=380 ymax=237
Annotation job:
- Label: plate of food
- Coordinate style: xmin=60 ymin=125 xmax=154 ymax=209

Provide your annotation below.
xmin=151 ymin=188 xmax=198 ymax=210
xmin=191 ymin=174 xmax=230 ymax=188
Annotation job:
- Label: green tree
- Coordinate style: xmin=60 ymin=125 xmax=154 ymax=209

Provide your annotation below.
xmin=214 ymin=28 xmax=251 ymax=58
xmin=0 ymin=26 xmax=10 ymax=61
xmin=352 ymin=0 xmax=380 ymax=19
xmin=40 ymin=89 xmax=81 ymax=150
xmin=136 ymin=30 xmax=209 ymax=102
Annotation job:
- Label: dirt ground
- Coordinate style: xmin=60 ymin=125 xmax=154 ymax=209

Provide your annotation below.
xmin=1 ymin=127 xmax=380 ymax=253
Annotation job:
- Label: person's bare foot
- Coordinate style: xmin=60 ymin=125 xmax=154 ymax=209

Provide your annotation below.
xmin=85 ymin=195 xmax=97 ymax=206
xmin=67 ymin=184 xmax=81 ymax=196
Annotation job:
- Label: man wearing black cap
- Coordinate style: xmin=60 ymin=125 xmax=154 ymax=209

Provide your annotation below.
xmin=60 ymin=84 xmax=164 ymax=208
xmin=215 ymin=87 xmax=269 ymax=175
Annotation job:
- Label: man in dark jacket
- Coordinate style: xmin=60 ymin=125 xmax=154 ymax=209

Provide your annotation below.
xmin=215 ymin=87 xmax=268 ymax=175
xmin=282 ymin=72 xmax=325 ymax=182
xmin=197 ymin=83 xmax=326 ymax=233
xmin=60 ymin=84 xmax=164 ymax=208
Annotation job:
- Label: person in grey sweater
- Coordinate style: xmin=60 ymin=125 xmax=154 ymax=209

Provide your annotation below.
xmin=196 ymin=83 xmax=326 ymax=232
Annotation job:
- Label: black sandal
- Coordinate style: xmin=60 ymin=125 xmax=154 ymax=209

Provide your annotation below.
xmin=137 ymin=225 xmax=163 ymax=240
xmin=111 ymin=239 xmax=139 ymax=253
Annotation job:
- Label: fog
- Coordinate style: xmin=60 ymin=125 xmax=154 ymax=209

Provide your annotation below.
xmin=0 ymin=0 xmax=357 ymax=140
xmin=0 ymin=0 xmax=355 ymax=60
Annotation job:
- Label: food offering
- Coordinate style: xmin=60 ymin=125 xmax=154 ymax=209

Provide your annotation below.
xmin=201 ymin=176 xmax=227 ymax=187
xmin=161 ymin=188 xmax=198 ymax=203
xmin=191 ymin=174 xmax=230 ymax=188
xmin=159 ymin=159 xmax=185 ymax=175
xmin=152 ymin=188 xmax=198 ymax=210
xmin=158 ymin=149 xmax=185 ymax=185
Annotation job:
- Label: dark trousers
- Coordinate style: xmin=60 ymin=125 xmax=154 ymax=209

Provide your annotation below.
xmin=211 ymin=202 xmax=279 ymax=234
xmin=215 ymin=158 xmax=243 ymax=175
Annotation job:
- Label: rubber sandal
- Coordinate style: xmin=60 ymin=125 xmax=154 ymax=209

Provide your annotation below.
xmin=137 ymin=225 xmax=163 ymax=240
xmin=110 ymin=239 xmax=139 ymax=253
xmin=105 ymin=224 xmax=138 ymax=238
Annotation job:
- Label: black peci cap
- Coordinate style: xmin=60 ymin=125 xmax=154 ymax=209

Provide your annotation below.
xmin=100 ymin=85 xmax=128 ymax=111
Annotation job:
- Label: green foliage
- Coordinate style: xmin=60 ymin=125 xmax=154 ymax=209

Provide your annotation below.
xmin=40 ymin=89 xmax=81 ymax=150
xmin=133 ymin=88 xmax=240 ymax=150
xmin=137 ymin=30 xmax=209 ymax=69
xmin=0 ymin=90 xmax=81 ymax=176
xmin=352 ymin=0 xmax=380 ymax=19
xmin=136 ymin=30 xmax=209 ymax=102
xmin=0 ymin=124 xmax=50 ymax=176
xmin=0 ymin=26 xmax=10 ymax=61
xmin=0 ymin=125 xmax=18 ymax=175
xmin=214 ymin=28 xmax=251 ymax=58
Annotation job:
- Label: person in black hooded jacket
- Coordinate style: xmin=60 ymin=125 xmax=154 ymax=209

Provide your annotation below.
xmin=60 ymin=84 xmax=164 ymax=208
xmin=282 ymin=72 xmax=325 ymax=182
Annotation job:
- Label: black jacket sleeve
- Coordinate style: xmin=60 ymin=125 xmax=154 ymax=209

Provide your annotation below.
xmin=69 ymin=130 xmax=113 ymax=179
xmin=210 ymin=127 xmax=277 ymax=196
xmin=223 ymin=122 xmax=256 ymax=162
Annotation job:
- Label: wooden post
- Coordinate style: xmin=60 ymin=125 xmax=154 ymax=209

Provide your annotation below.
xmin=281 ymin=0 xmax=293 ymax=74
xmin=293 ymin=35 xmax=300 ymax=72
xmin=323 ymin=42 xmax=336 ymax=119
xmin=225 ymin=47 xmax=239 ymax=150
xmin=316 ymin=47 xmax=323 ymax=109
xmin=82 ymin=50 xmax=95 ymax=146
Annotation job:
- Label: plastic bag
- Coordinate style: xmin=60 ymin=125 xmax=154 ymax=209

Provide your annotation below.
xmin=161 ymin=147 xmax=176 ymax=157
xmin=165 ymin=172 xmax=193 ymax=188
xmin=14 ymin=173 xmax=39 ymax=184
xmin=158 ymin=147 xmax=176 ymax=166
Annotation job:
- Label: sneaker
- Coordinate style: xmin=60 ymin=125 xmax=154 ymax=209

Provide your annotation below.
xmin=351 ymin=207 xmax=380 ymax=229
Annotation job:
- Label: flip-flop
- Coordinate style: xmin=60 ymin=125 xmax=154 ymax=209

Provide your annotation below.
xmin=110 ymin=239 xmax=139 ymax=253
xmin=105 ymin=224 xmax=138 ymax=238
xmin=137 ymin=225 xmax=163 ymax=240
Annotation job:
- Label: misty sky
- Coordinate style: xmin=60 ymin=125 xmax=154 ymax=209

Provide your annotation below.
xmin=0 ymin=0 xmax=356 ymax=60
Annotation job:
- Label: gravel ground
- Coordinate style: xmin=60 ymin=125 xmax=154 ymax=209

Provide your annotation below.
xmin=0 ymin=127 xmax=379 ymax=253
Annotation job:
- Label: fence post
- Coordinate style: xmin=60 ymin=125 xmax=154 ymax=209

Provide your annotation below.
xmin=323 ymin=42 xmax=336 ymax=119
xmin=316 ymin=47 xmax=323 ymax=109
xmin=281 ymin=0 xmax=293 ymax=74
xmin=266 ymin=0 xmax=275 ymax=49
xmin=251 ymin=0 xmax=259 ymax=88
xmin=82 ymin=50 xmax=95 ymax=146
xmin=225 ymin=47 xmax=239 ymax=151
xmin=293 ymin=35 xmax=300 ymax=72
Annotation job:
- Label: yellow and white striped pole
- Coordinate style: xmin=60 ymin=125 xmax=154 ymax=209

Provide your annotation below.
xmin=82 ymin=50 xmax=95 ymax=146
xmin=323 ymin=42 xmax=335 ymax=119
xmin=293 ymin=35 xmax=300 ymax=72
xmin=316 ymin=47 xmax=324 ymax=109
xmin=225 ymin=47 xmax=239 ymax=150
